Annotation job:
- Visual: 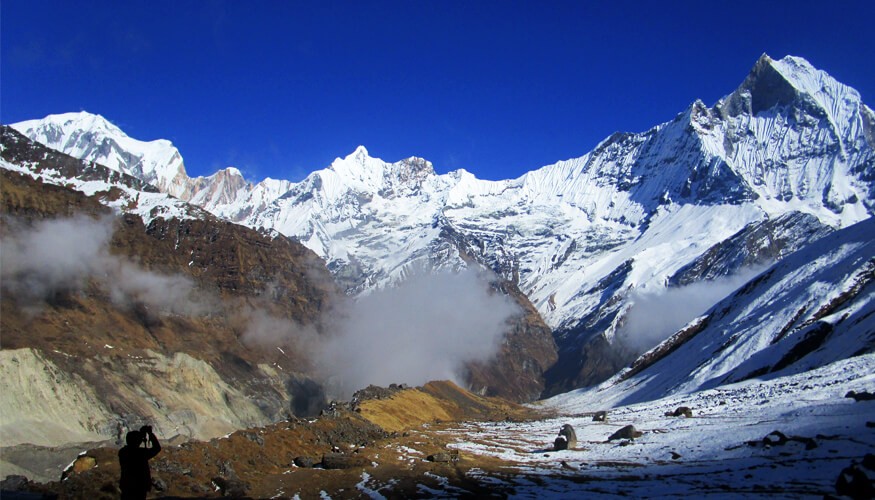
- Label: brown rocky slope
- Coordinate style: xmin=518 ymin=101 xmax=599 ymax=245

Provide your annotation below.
xmin=0 ymin=127 xmax=558 ymax=481
xmin=10 ymin=381 xmax=545 ymax=499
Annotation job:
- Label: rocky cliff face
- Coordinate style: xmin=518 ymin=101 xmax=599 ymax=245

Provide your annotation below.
xmin=0 ymin=133 xmax=340 ymax=451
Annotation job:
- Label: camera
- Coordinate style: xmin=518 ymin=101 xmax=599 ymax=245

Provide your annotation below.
xmin=140 ymin=425 xmax=152 ymax=434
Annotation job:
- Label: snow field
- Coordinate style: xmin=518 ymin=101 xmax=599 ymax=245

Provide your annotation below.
xmin=437 ymin=354 xmax=875 ymax=497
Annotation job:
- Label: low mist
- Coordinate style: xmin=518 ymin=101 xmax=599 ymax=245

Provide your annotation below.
xmin=618 ymin=266 xmax=770 ymax=354
xmin=0 ymin=215 xmax=210 ymax=315
xmin=2 ymin=215 xmax=522 ymax=401
xmin=314 ymin=268 xmax=521 ymax=398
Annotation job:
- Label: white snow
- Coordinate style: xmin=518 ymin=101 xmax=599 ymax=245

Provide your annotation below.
xmin=6 ymin=54 xmax=874 ymax=353
xmin=438 ymin=353 xmax=875 ymax=497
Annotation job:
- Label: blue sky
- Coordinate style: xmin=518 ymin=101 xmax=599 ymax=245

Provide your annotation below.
xmin=3 ymin=1 xmax=874 ymax=182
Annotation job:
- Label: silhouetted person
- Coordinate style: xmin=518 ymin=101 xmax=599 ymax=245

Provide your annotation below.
xmin=119 ymin=425 xmax=161 ymax=500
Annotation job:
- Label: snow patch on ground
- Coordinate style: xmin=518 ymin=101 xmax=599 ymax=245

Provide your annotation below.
xmin=439 ymin=354 xmax=875 ymax=497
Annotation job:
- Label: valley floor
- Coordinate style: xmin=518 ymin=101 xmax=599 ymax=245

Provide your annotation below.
xmin=436 ymin=353 xmax=875 ymax=498
xmin=4 ymin=355 xmax=873 ymax=499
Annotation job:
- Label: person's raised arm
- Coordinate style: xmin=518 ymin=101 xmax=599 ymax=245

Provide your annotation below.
xmin=140 ymin=426 xmax=161 ymax=458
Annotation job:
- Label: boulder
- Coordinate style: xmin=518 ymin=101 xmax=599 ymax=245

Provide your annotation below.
xmin=294 ymin=456 xmax=318 ymax=468
xmin=559 ymin=424 xmax=577 ymax=448
xmin=835 ymin=458 xmax=875 ymax=499
xmin=426 ymin=451 xmax=459 ymax=463
xmin=845 ymin=390 xmax=875 ymax=402
xmin=211 ymin=476 xmax=249 ymax=497
xmin=592 ymin=411 xmax=607 ymax=422
xmin=0 ymin=475 xmax=30 ymax=491
xmin=664 ymin=406 xmax=693 ymax=418
xmin=608 ymin=425 xmax=642 ymax=441
xmin=745 ymin=430 xmax=817 ymax=450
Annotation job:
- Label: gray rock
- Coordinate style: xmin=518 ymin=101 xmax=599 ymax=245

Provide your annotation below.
xmin=427 ymin=451 xmax=459 ymax=463
xmin=665 ymin=406 xmax=693 ymax=418
xmin=294 ymin=456 xmax=318 ymax=468
xmin=608 ymin=425 xmax=642 ymax=441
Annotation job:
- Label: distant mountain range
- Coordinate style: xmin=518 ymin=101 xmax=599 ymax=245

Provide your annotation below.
xmin=10 ymin=54 xmax=873 ymax=396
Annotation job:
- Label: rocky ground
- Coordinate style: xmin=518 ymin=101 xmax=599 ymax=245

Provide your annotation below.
xmin=0 ymin=381 xmax=544 ymax=499
xmin=4 ymin=358 xmax=875 ymax=499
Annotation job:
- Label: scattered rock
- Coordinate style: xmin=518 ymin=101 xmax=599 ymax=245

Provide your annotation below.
xmin=670 ymin=451 xmax=682 ymax=460
xmin=560 ymin=460 xmax=576 ymax=470
xmin=745 ymin=430 xmax=818 ymax=450
xmin=152 ymin=478 xmax=167 ymax=492
xmin=352 ymin=384 xmax=406 ymax=405
xmin=243 ymin=432 xmax=264 ymax=446
xmin=99 ymin=481 xmax=119 ymax=494
xmin=845 ymin=390 xmax=875 ymax=402
xmin=592 ymin=411 xmax=607 ymax=422
xmin=664 ymin=406 xmax=693 ymax=418
xmin=608 ymin=425 xmax=642 ymax=441
xmin=218 ymin=460 xmax=236 ymax=478
xmin=321 ymin=401 xmax=342 ymax=417
xmin=426 ymin=451 xmax=459 ymax=463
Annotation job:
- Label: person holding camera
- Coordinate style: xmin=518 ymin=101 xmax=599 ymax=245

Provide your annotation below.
xmin=119 ymin=425 xmax=161 ymax=500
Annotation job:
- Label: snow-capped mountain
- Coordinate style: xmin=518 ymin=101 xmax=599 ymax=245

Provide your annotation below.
xmin=0 ymin=125 xmax=558 ymax=404
xmin=10 ymin=112 xmax=192 ymax=197
xmin=549 ymin=214 xmax=875 ymax=409
xmin=10 ymin=54 xmax=875 ymax=394
xmin=8 ymin=112 xmax=294 ymax=217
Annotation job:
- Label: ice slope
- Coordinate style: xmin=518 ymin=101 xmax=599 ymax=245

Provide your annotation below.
xmin=247 ymin=150 xmax=466 ymax=292
xmin=548 ymin=215 xmax=875 ymax=409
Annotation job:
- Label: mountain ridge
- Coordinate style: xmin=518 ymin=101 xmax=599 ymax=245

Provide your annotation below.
xmin=9 ymin=54 xmax=875 ymax=396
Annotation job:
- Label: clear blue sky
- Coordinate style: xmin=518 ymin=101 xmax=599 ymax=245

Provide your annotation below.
xmin=3 ymin=0 xmax=874 ymax=182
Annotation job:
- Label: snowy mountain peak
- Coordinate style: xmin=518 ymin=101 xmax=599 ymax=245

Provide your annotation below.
xmin=333 ymin=145 xmax=373 ymax=166
xmin=352 ymin=144 xmax=369 ymax=157
xmin=221 ymin=166 xmax=244 ymax=178
xmin=720 ymin=54 xmax=862 ymax=124
xmin=321 ymin=146 xmax=440 ymax=196
xmin=11 ymin=111 xmax=188 ymax=198
xmin=7 ymin=56 xmax=874 ymax=388
xmin=44 ymin=111 xmax=124 ymax=136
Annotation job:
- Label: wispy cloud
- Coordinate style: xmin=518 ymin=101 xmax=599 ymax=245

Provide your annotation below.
xmin=617 ymin=266 xmax=770 ymax=354
xmin=0 ymin=215 xmax=212 ymax=316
